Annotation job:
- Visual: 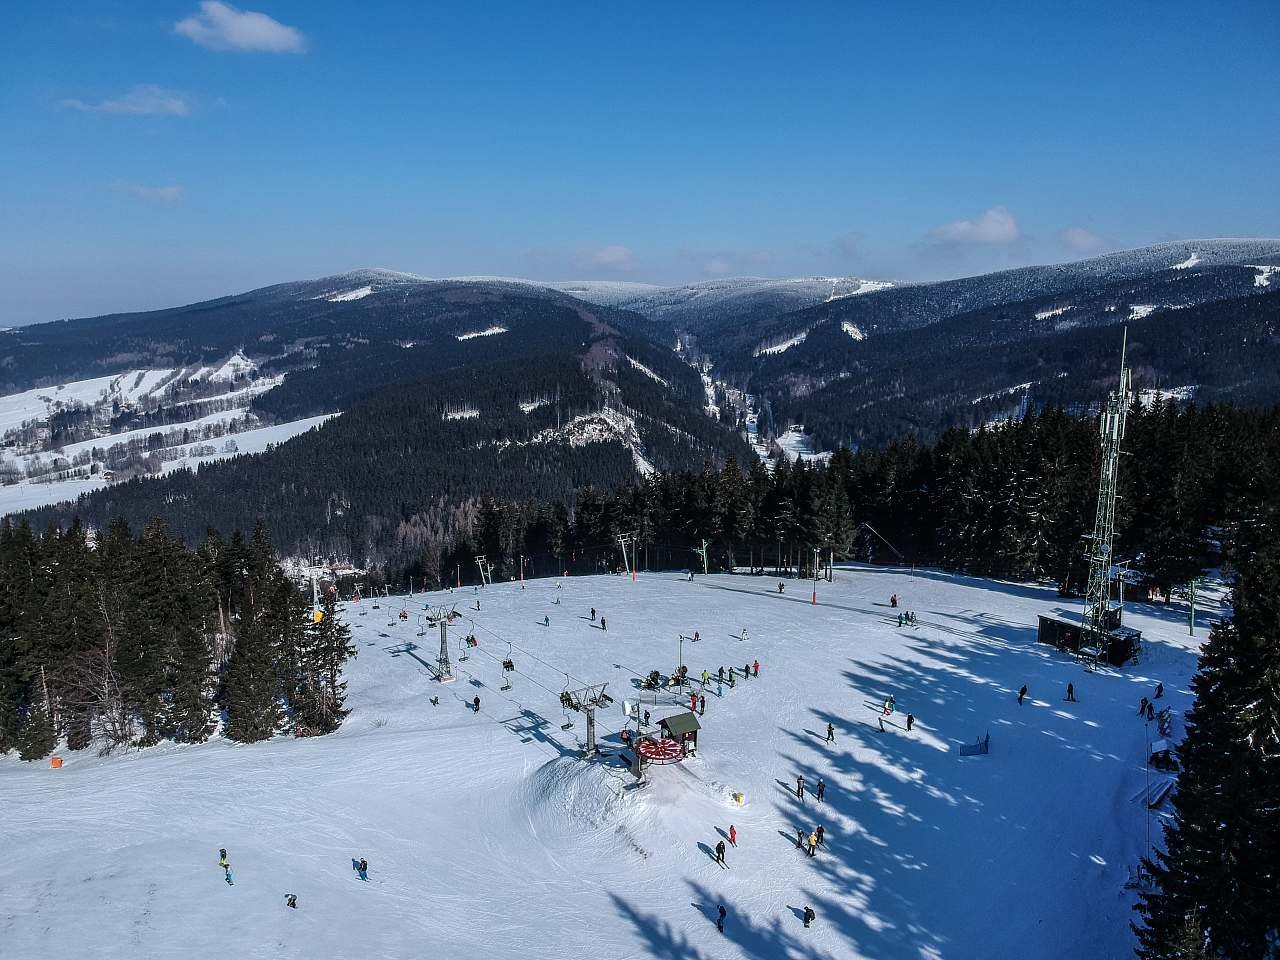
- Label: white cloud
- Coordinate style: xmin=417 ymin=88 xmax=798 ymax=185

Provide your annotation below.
xmin=1058 ymin=226 xmax=1106 ymax=254
xmin=175 ymin=2 xmax=306 ymax=53
xmin=575 ymin=245 xmax=638 ymax=273
xmin=926 ymin=206 xmax=1021 ymax=246
xmin=60 ymin=84 xmax=190 ymax=116
xmin=124 ymin=184 xmax=185 ymax=203
xmin=702 ymin=256 xmax=734 ymax=277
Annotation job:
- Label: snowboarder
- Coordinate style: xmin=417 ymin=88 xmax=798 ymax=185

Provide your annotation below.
xmin=218 ymin=848 xmax=228 ymax=868
xmin=815 ymin=825 xmax=825 ymax=846
xmin=1154 ymin=682 xmax=1164 ymax=699
xmin=1066 ymin=682 xmax=1076 ymax=702
xmin=803 ymin=906 xmax=816 ymax=928
xmin=816 ymin=779 xmax=825 ymax=802
xmin=715 ymin=839 xmax=727 ymax=867
xmin=807 ymin=831 xmax=818 ymax=857
xmin=1138 ymin=696 xmax=1149 ymax=716
xmin=796 ymin=775 xmax=805 ymax=801
xmin=890 ymin=593 xmax=898 ymax=609
xmin=590 ymin=607 xmax=596 ymax=622
xmin=717 ymin=904 xmax=727 ymax=933
xmin=286 ymin=894 xmax=297 ymax=909
xmin=906 ymin=713 xmax=915 ymax=732
xmin=473 ymin=695 xmax=481 ymax=713
xmin=728 ymin=824 xmax=737 ymax=847
xmin=826 ymin=722 xmax=835 ymax=743
xmin=752 ymin=659 xmax=759 ymax=677
xmin=1018 ymin=685 xmax=1028 ymax=706
xmin=778 ymin=581 xmax=785 ymax=594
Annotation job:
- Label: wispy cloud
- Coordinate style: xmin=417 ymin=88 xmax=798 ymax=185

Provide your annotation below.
xmin=123 ymin=184 xmax=185 ymax=203
xmin=575 ymin=245 xmax=638 ymax=273
xmin=60 ymin=84 xmax=190 ymax=117
xmin=1058 ymin=225 xmax=1106 ymax=255
xmin=175 ymin=2 xmax=306 ymax=53
xmin=926 ymin=206 xmax=1021 ymax=246
xmin=680 ymin=249 xmax=775 ymax=278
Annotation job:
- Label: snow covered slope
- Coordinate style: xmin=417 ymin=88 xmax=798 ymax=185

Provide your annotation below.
xmin=1 ymin=567 xmax=1210 ymax=960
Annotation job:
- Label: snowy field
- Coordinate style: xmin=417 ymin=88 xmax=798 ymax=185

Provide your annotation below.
xmin=1 ymin=567 xmax=1215 ymax=960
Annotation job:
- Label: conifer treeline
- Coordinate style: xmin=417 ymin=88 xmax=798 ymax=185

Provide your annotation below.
xmin=0 ymin=519 xmax=354 ymax=760
xmin=423 ymin=402 xmax=1279 ymax=597
xmin=1133 ymin=535 xmax=1280 ymax=958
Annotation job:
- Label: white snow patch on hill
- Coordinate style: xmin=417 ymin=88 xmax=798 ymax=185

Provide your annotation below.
xmin=1034 ymin=305 xmax=1072 ymax=320
xmin=1250 ymin=265 xmax=1280 ymax=287
xmin=1139 ymin=385 xmax=1198 ymax=405
xmin=775 ymin=425 xmax=833 ymax=464
xmin=840 ymin=321 xmax=866 ymax=341
xmin=0 ymin=568 xmax=1211 ymax=960
xmin=518 ymin=399 xmax=549 ymax=414
xmin=626 ymin=356 xmax=670 ymax=388
xmin=1128 ymin=304 xmax=1157 ymax=320
xmin=326 ymin=286 xmax=374 ymax=302
xmin=1171 ymin=253 xmax=1201 ymax=270
xmin=827 ymin=279 xmax=894 ymax=301
xmin=442 ymin=407 xmax=480 ymax=420
xmin=455 ymin=326 xmax=508 ymax=341
xmin=972 ymin=382 xmax=1034 ymax=405
xmin=753 ymin=331 xmax=808 ymax=357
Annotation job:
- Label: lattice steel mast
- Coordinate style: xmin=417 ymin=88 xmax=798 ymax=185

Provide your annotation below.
xmin=1081 ymin=329 xmax=1132 ymax=657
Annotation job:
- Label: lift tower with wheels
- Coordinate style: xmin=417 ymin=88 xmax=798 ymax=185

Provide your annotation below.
xmin=559 ymin=681 xmax=613 ymax=756
xmin=424 ymin=604 xmax=458 ymax=683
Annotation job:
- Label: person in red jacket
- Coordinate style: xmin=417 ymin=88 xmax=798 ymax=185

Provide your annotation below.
xmin=752 ymin=659 xmax=759 ymax=677
xmin=728 ymin=824 xmax=737 ymax=847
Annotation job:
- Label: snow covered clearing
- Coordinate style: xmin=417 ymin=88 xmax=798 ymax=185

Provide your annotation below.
xmin=0 ymin=476 xmax=110 ymax=515
xmin=826 ymin=279 xmax=894 ymax=302
xmin=971 ymin=383 xmax=1033 ymax=405
xmin=754 ymin=330 xmax=808 ymax=357
xmin=442 ymin=408 xmax=480 ymax=420
xmin=775 ymin=426 xmax=833 ymax=465
xmin=326 ymin=286 xmax=375 ymax=302
xmin=1128 ymin=304 xmax=1156 ymax=320
xmin=455 ymin=326 xmax=508 ymax=341
xmin=1138 ymin=386 xmax=1198 ymax=405
xmin=627 ymin=356 xmax=671 ymax=388
xmin=1034 ymin=306 xmax=1071 ymax=320
xmin=840 ymin=321 xmax=866 ymax=341
xmin=518 ymin=399 xmax=550 ymax=414
xmin=1249 ymin=265 xmax=1280 ymax=287
xmin=1 ymin=567 xmax=1210 ymax=959
xmin=1170 ymin=253 xmax=1201 ymax=270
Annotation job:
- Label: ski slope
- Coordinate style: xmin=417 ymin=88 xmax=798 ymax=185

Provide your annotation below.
xmin=0 ymin=567 xmax=1212 ymax=959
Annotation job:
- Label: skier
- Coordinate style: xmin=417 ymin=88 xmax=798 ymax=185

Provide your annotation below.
xmin=890 ymin=593 xmax=898 ymax=609
xmin=816 ymin=778 xmax=826 ymax=803
xmin=717 ymin=904 xmax=727 ymax=934
xmin=1066 ymin=682 xmax=1077 ymax=702
xmin=796 ymin=827 xmax=806 ymax=849
xmin=796 ymin=775 xmax=805 ymax=801
xmin=590 ymin=607 xmax=596 ymax=622
xmin=803 ymin=906 xmax=816 ymax=929
xmin=807 ymin=831 xmax=818 ymax=857
xmin=740 ymin=626 xmax=750 ymax=642
xmin=897 ymin=613 xmax=904 ymax=628
xmin=643 ymin=709 xmax=650 ymax=727
xmin=701 ymin=669 xmax=710 ymax=687
xmin=715 ymin=839 xmax=727 ymax=867
xmin=752 ymin=659 xmax=759 ymax=677
xmin=218 ymin=848 xmax=228 ymax=868
xmin=728 ymin=824 xmax=737 ymax=847
xmin=1145 ymin=701 xmax=1155 ymax=721
xmin=878 ymin=716 xmax=885 ymax=732
xmin=690 ymin=692 xmax=699 ymax=712
xmin=778 ymin=581 xmax=785 ymax=594
xmin=286 ymin=894 xmax=297 ymax=909
xmin=358 ymin=858 xmax=368 ymax=881
xmin=882 ymin=695 xmax=895 ymax=716
xmin=826 ymin=722 xmax=835 ymax=744
xmin=475 ymin=599 xmax=480 ymax=611
xmin=1018 ymin=684 xmax=1028 ymax=706
xmin=718 ymin=666 xmax=725 ymax=683
xmin=699 ymin=696 xmax=705 ymax=717
xmin=693 ymin=631 xmax=700 ymax=643
xmin=815 ymin=825 xmax=825 ymax=846
xmin=729 ymin=670 xmax=736 ymax=689
xmin=224 ymin=865 xmax=234 ymax=886
xmin=1154 ymin=682 xmax=1164 ymax=699
xmin=543 ymin=615 xmax=550 ymax=626
xmin=906 ymin=713 xmax=915 ymax=732
xmin=743 ymin=662 xmax=751 ymax=681
xmin=1138 ymin=696 xmax=1149 ymax=716
xmin=473 ymin=695 xmax=481 ymax=713
xmin=601 ymin=617 xmax=607 ymax=631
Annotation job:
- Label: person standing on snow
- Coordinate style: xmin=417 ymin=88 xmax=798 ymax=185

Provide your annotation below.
xmin=1145 ymin=701 xmax=1155 ymax=721
xmin=897 ymin=613 xmax=904 ymax=628
xmin=699 ymin=696 xmax=705 ymax=717
xmin=590 ymin=607 xmax=596 ymax=622
xmin=796 ymin=775 xmax=806 ymax=801
xmin=816 ymin=779 xmax=826 ymax=803
xmin=796 ymin=827 xmax=806 ymax=849
xmin=1138 ymin=696 xmax=1149 ymax=716
xmin=717 ymin=904 xmax=727 ymax=933
xmin=1066 ymin=682 xmax=1077 ymax=702
xmin=224 ymin=864 xmax=234 ymax=885
xmin=807 ymin=831 xmax=818 ymax=857
xmin=601 ymin=616 xmax=606 ymax=631
xmin=286 ymin=894 xmax=297 ymax=909
xmin=815 ymin=825 xmax=825 ymax=846
xmin=701 ymin=669 xmax=710 ymax=687
xmin=826 ymin=722 xmax=835 ymax=744
xmin=1154 ymin=682 xmax=1164 ymax=699
xmin=218 ymin=848 xmax=228 ymax=868
xmin=728 ymin=824 xmax=737 ymax=847
xmin=358 ymin=858 xmax=368 ymax=881
xmin=890 ymin=593 xmax=898 ymax=609
xmin=752 ymin=659 xmax=759 ymax=677
xmin=715 ymin=839 xmax=727 ymax=867
xmin=1018 ymin=685 xmax=1028 ymax=706
xmin=906 ymin=713 xmax=915 ymax=732
xmin=803 ymin=906 xmax=816 ymax=928
xmin=473 ymin=695 xmax=481 ymax=713
xmin=778 ymin=581 xmax=785 ymax=594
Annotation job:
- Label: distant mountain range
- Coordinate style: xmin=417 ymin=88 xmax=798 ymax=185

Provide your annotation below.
xmin=5 ymin=239 xmax=1279 ymax=564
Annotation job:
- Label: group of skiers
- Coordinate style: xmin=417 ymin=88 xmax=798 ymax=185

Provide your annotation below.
xmin=896 ymin=611 xmax=918 ymax=627
xmin=216 ymin=848 xmax=368 ymax=905
xmin=875 ymin=695 xmax=915 ymax=733
xmin=588 ymin=608 xmax=607 ymax=631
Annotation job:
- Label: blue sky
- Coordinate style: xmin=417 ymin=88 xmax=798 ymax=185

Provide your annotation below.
xmin=3 ymin=1 xmax=1277 ymax=325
